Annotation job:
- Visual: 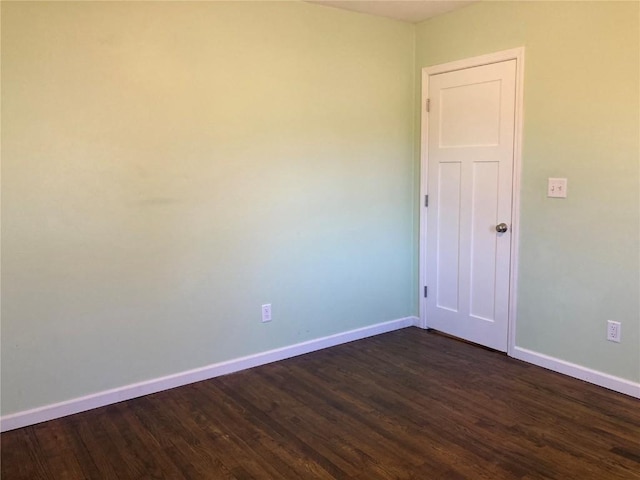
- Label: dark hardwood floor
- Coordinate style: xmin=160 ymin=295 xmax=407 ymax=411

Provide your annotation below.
xmin=2 ymin=327 xmax=639 ymax=479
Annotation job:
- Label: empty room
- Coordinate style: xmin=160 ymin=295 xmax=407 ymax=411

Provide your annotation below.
xmin=1 ymin=1 xmax=638 ymax=478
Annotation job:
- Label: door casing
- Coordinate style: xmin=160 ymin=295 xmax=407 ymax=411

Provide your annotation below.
xmin=418 ymin=48 xmax=525 ymax=357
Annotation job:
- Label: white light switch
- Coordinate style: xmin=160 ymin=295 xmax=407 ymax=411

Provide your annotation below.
xmin=547 ymin=178 xmax=568 ymax=198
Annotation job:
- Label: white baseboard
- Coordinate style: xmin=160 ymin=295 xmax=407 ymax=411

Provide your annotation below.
xmin=511 ymin=346 xmax=640 ymax=399
xmin=1 ymin=316 xmax=419 ymax=432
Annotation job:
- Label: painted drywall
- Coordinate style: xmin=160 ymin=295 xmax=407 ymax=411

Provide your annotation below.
xmin=416 ymin=1 xmax=639 ymax=382
xmin=3 ymin=0 xmax=638 ymax=420
xmin=1 ymin=1 xmax=415 ymax=415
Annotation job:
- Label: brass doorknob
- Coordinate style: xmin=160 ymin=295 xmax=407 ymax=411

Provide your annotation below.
xmin=496 ymin=223 xmax=508 ymax=233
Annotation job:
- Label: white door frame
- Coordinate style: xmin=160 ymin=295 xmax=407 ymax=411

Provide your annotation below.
xmin=418 ymin=47 xmax=525 ymax=357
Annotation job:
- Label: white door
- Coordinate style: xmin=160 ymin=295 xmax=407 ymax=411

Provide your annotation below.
xmin=423 ymin=58 xmax=518 ymax=352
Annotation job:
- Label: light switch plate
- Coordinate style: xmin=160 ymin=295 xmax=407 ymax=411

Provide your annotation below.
xmin=548 ymin=178 xmax=568 ymax=198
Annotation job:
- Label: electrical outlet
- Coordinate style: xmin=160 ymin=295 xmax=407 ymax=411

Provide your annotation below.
xmin=607 ymin=320 xmax=621 ymax=343
xmin=261 ymin=304 xmax=272 ymax=323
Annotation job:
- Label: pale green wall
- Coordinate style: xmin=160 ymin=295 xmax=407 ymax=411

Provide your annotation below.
xmin=1 ymin=1 xmax=415 ymax=414
xmin=416 ymin=1 xmax=640 ymax=382
xmin=2 ymin=0 xmax=639 ymax=418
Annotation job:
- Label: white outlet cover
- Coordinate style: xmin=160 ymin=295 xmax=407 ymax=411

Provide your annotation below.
xmin=261 ymin=304 xmax=272 ymax=323
xmin=607 ymin=320 xmax=621 ymax=343
xmin=548 ymin=178 xmax=568 ymax=198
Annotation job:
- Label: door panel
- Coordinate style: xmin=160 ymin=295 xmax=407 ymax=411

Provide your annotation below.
xmin=436 ymin=162 xmax=461 ymax=312
xmin=425 ymin=59 xmax=516 ymax=352
xmin=440 ymin=80 xmax=502 ymax=147
xmin=470 ymin=161 xmax=499 ymax=322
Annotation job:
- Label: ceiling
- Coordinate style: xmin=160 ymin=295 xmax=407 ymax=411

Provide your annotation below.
xmin=307 ymin=1 xmax=477 ymax=23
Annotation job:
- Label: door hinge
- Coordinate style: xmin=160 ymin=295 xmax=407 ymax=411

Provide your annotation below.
xmin=425 ymin=98 xmax=430 ymax=112
xmin=424 ymin=286 xmax=428 ymax=298
xmin=424 ymin=195 xmax=429 ymax=207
